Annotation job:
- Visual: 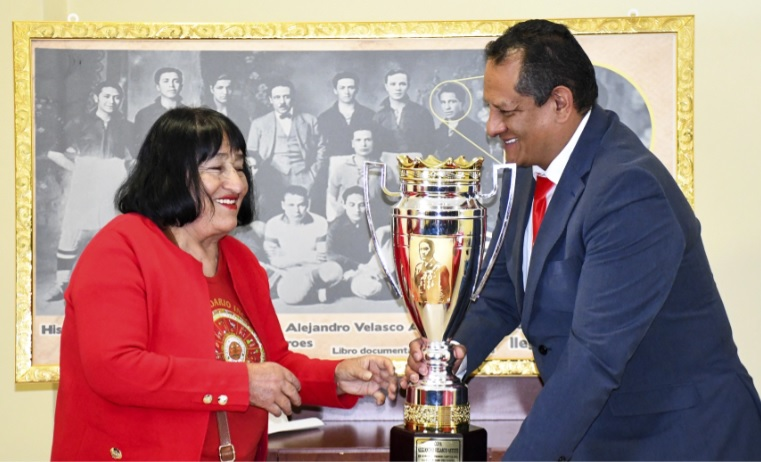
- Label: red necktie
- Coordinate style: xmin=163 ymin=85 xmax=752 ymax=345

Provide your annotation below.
xmin=532 ymin=175 xmax=555 ymax=244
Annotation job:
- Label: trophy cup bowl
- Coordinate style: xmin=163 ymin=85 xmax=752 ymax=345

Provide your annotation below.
xmin=363 ymin=155 xmax=516 ymax=461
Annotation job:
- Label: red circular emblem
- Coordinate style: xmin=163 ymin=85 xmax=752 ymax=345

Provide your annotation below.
xmin=212 ymin=309 xmax=265 ymax=363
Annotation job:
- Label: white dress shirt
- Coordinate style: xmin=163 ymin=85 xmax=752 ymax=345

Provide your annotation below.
xmin=522 ymin=110 xmax=590 ymax=288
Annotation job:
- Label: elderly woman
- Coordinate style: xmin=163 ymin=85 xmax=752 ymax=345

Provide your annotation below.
xmin=51 ymin=107 xmax=397 ymax=461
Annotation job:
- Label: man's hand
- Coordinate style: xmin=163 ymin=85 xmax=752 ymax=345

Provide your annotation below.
xmin=401 ymin=337 xmax=467 ymax=389
xmin=335 ymin=355 xmax=399 ymax=405
xmin=246 ymin=362 xmax=302 ymax=416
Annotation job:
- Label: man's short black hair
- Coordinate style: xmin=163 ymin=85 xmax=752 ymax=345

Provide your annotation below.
xmin=93 ymin=80 xmax=124 ymax=99
xmin=282 ymin=184 xmax=309 ymax=201
xmin=384 ymin=68 xmax=409 ymax=84
xmin=332 ymin=71 xmax=360 ymax=89
xmin=437 ymin=82 xmax=467 ymax=103
xmin=342 ymin=185 xmax=365 ymax=203
xmin=268 ymin=77 xmax=294 ymax=97
xmin=485 ymin=19 xmax=597 ymax=113
xmin=153 ymin=67 xmax=183 ymax=84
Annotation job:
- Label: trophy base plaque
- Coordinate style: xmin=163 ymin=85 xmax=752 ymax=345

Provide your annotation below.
xmin=389 ymin=424 xmax=487 ymax=462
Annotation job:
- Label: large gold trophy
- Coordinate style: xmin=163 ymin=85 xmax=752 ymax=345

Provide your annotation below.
xmin=364 ymin=155 xmax=516 ymax=461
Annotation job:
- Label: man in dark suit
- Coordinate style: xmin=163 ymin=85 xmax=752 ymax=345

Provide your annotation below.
xmin=403 ymin=19 xmax=761 ymax=460
xmin=247 ymin=78 xmax=326 ymax=220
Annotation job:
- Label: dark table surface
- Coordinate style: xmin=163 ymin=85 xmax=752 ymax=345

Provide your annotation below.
xmin=267 ymin=376 xmax=541 ymax=460
xmin=268 ymin=420 xmax=523 ymax=460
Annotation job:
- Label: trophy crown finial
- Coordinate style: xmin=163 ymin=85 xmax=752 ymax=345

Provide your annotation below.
xmin=397 ymin=154 xmax=484 ymax=170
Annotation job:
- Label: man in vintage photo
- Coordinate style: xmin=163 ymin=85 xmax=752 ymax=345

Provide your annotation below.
xmin=325 ymin=127 xmax=379 ymax=222
xmin=433 ymin=81 xmax=490 ymax=159
xmin=44 ymin=80 xmax=134 ymax=302
xmin=314 ymin=72 xmax=377 ymax=216
xmin=326 ymin=185 xmax=390 ymax=300
xmin=247 ymin=78 xmax=326 ymax=220
xmin=318 ymin=72 xmax=377 ymax=158
xmin=133 ymin=66 xmax=186 ymax=146
xmin=432 ymin=81 xmax=501 ymax=232
xmin=263 ymin=185 xmax=342 ymax=305
xmin=205 ymin=72 xmax=251 ymax=136
xmin=373 ymin=68 xmax=436 ymax=158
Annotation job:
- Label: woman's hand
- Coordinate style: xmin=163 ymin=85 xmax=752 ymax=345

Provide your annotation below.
xmin=246 ymin=362 xmax=302 ymax=416
xmin=335 ymin=355 xmax=399 ymax=405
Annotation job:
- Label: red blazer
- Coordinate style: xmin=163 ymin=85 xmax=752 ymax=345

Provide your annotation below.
xmin=52 ymin=214 xmax=357 ymax=460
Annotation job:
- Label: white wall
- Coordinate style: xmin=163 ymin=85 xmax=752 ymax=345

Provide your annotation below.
xmin=3 ymin=0 xmax=760 ymax=459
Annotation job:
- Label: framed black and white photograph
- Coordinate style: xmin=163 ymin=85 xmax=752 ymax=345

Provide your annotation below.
xmin=14 ymin=16 xmax=694 ymax=382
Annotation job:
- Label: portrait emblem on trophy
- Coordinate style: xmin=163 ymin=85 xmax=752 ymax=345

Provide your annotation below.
xmin=413 ymin=237 xmax=451 ymax=305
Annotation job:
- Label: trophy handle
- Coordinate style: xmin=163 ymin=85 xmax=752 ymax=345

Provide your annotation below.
xmin=471 ymin=162 xmax=517 ymax=301
xmin=362 ymin=161 xmax=402 ymax=298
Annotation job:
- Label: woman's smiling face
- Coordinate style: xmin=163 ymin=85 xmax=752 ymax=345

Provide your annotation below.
xmin=189 ymin=135 xmax=249 ymax=240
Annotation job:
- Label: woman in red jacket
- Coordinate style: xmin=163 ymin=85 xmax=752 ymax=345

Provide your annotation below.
xmin=51 ymin=107 xmax=397 ymax=461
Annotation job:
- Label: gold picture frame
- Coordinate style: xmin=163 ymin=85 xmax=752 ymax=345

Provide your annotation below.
xmin=14 ymin=16 xmax=694 ymax=382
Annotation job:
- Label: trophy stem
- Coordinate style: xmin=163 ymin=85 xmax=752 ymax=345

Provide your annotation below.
xmin=424 ymin=340 xmax=452 ymax=386
xmin=405 ymin=340 xmax=469 ymax=432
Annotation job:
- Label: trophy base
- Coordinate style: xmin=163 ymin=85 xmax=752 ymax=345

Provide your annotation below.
xmin=389 ymin=424 xmax=487 ymax=462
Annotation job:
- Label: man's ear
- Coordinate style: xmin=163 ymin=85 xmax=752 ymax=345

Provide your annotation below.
xmin=550 ymin=85 xmax=574 ymax=123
